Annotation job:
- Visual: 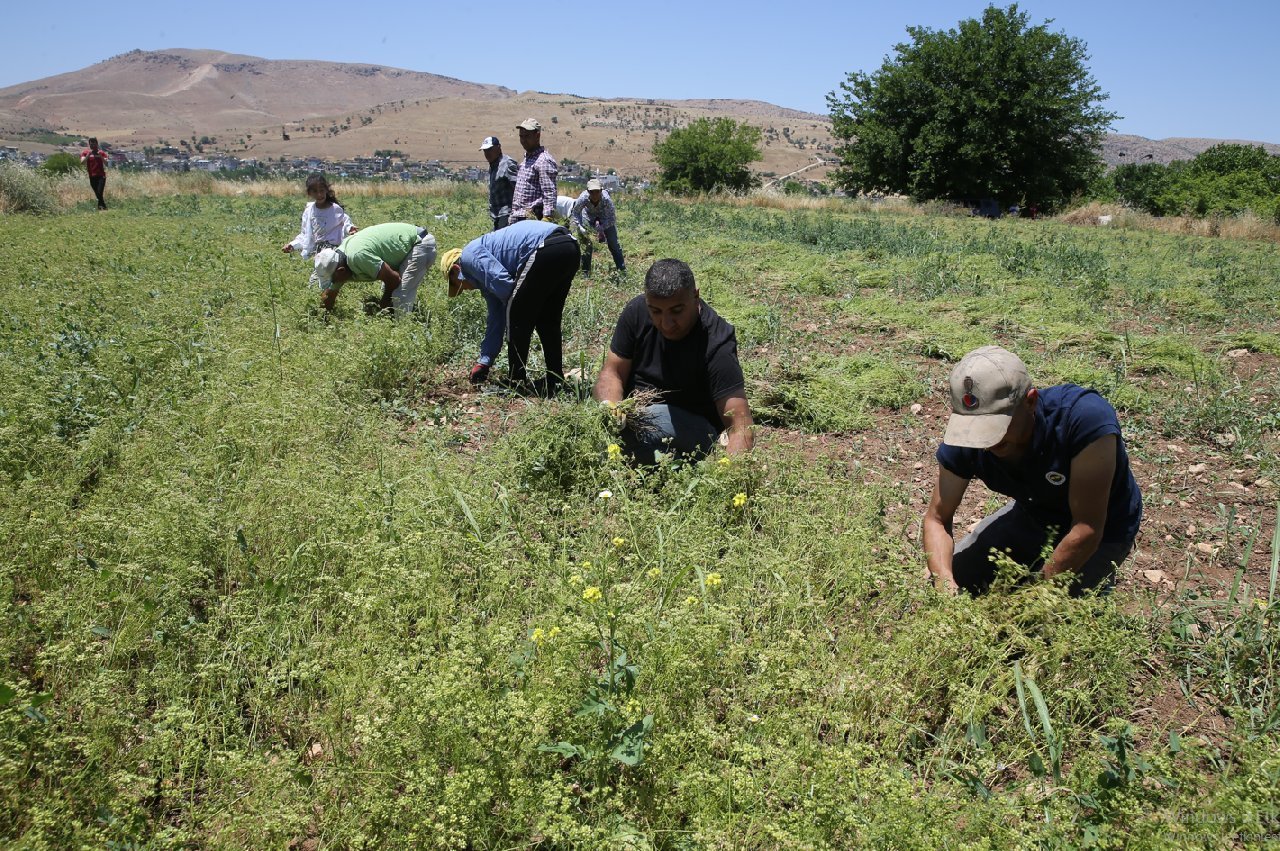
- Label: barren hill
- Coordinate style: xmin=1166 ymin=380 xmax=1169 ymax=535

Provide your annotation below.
xmin=1100 ymin=133 xmax=1280 ymax=167
xmin=0 ymin=49 xmax=514 ymax=140
xmin=4 ymin=50 xmax=1276 ymax=183
xmin=0 ymin=49 xmax=835 ymax=181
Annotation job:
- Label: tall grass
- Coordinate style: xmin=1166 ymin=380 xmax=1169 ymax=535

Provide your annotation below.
xmin=1059 ymin=200 xmax=1280 ymax=242
xmin=0 ymin=161 xmax=58 ymax=214
xmin=11 ymin=161 xmax=1279 ymax=243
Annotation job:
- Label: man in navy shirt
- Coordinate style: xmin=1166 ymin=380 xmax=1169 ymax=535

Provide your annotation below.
xmin=593 ymin=259 xmax=754 ymax=462
xmin=922 ymin=346 xmax=1141 ymax=596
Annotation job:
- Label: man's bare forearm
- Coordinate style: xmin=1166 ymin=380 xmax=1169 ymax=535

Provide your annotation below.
xmin=922 ymin=515 xmax=957 ymax=587
xmin=1044 ymin=522 xmax=1102 ymax=578
xmin=593 ymin=371 xmax=624 ymax=403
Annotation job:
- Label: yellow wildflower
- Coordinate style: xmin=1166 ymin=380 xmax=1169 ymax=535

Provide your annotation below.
xmin=612 ymin=537 xmax=627 ymax=548
xmin=548 ymin=626 xmax=562 ymax=639
xmin=705 ymin=572 xmax=723 ymax=589
xmin=583 ymin=586 xmax=603 ymax=603
xmin=646 ymin=567 xmax=663 ymax=579
xmin=607 ymin=443 xmax=623 ymax=460
xmin=732 ymin=492 xmax=748 ymax=508
xmin=570 ymin=573 xmax=583 ymax=586
xmin=718 ymin=457 xmax=732 ymax=467
xmin=684 ymin=595 xmax=699 ymax=606
xmin=531 ymin=628 xmax=546 ymax=644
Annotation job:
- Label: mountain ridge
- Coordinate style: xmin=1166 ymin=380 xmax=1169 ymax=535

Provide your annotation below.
xmin=2 ymin=49 xmax=1275 ymax=179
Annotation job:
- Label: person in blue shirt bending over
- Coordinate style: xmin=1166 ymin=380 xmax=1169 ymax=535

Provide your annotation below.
xmin=439 ymin=219 xmax=580 ymax=394
xmin=922 ymin=346 xmax=1142 ymax=596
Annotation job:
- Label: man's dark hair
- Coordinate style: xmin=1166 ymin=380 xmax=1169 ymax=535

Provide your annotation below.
xmin=88 ymin=137 xmax=98 ymax=147
xmin=644 ymin=259 xmax=696 ymax=298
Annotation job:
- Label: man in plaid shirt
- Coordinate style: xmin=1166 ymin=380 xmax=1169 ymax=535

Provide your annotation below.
xmin=510 ymin=118 xmax=559 ymax=223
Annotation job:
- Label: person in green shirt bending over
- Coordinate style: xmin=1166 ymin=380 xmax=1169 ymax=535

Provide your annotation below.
xmin=312 ymin=222 xmax=437 ymax=314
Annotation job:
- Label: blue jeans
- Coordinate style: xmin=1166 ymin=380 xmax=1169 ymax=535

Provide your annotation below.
xmin=581 ymin=225 xmax=625 ymax=273
xmin=952 ymin=501 xmax=1134 ymax=596
xmin=622 ymin=404 xmax=718 ymax=464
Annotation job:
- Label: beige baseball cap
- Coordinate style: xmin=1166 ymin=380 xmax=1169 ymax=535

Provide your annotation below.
xmin=516 ymin=118 xmax=542 ymax=131
xmin=942 ymin=346 xmax=1032 ymax=448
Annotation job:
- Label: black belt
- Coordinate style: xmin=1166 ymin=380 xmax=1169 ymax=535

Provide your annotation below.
xmin=417 ymin=227 xmax=429 ymax=240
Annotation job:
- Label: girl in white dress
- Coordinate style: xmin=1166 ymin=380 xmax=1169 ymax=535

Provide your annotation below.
xmin=282 ymin=174 xmax=358 ymax=275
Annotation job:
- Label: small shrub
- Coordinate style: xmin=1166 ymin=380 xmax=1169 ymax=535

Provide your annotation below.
xmin=39 ymin=152 xmax=83 ymax=176
xmin=1129 ymin=335 xmax=1219 ymax=381
xmin=489 ymin=400 xmax=613 ymax=498
xmin=1223 ymin=330 xmax=1280 ymax=356
xmin=753 ymin=354 xmax=925 ymax=432
xmin=0 ymin=162 xmax=57 ymax=214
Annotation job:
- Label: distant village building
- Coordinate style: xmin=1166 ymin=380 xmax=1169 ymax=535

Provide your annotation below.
xmin=0 ymin=139 xmax=647 ymax=187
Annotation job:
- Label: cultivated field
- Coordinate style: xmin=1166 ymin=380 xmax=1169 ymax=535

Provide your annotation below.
xmin=1 ymin=183 xmax=1278 ymax=848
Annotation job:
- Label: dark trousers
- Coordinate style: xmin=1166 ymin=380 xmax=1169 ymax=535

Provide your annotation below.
xmin=506 ymin=235 xmax=579 ymax=383
xmin=492 ymin=215 xmax=509 ymax=230
xmin=952 ymin=501 xmax=1135 ymax=596
xmin=581 ymin=225 xmax=625 ymax=273
xmin=89 ymin=175 xmax=107 ymax=209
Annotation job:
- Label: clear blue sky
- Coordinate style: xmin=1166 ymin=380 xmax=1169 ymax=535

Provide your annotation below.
xmin=3 ymin=0 xmax=1277 ymax=142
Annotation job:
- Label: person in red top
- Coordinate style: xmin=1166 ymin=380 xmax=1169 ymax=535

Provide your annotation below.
xmin=80 ymin=138 xmax=108 ymax=210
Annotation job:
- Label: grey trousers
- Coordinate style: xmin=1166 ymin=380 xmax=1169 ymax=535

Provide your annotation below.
xmin=952 ymin=501 xmax=1134 ymax=596
xmin=392 ymin=233 xmax=436 ymax=314
xmin=622 ymin=404 xmax=718 ymax=465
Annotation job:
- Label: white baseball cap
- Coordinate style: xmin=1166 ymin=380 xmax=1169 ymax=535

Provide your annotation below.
xmin=313 ymin=248 xmax=342 ymax=290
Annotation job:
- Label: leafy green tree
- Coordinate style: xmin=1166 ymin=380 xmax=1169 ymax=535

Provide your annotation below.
xmin=1110 ymin=162 xmax=1170 ymax=213
xmin=1188 ymin=143 xmax=1280 ymax=179
xmin=39 ymin=152 xmax=83 ymax=176
xmin=1109 ymin=145 xmax=1280 ymax=220
xmin=827 ymin=4 xmax=1117 ymax=211
xmin=1169 ymin=144 xmax=1280 ymax=218
xmin=652 ymin=117 xmax=761 ymax=193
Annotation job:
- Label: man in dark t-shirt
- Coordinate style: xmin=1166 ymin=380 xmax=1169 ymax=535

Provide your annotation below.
xmin=593 ymin=259 xmax=754 ymax=462
xmin=922 ymin=346 xmax=1142 ymax=596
